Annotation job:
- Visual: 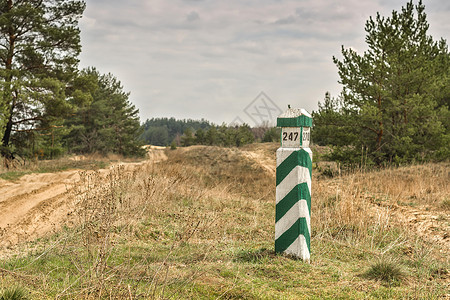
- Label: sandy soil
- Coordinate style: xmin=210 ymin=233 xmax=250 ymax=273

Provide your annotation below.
xmin=0 ymin=148 xmax=167 ymax=249
xmin=381 ymin=202 xmax=449 ymax=252
xmin=0 ymin=170 xmax=80 ymax=248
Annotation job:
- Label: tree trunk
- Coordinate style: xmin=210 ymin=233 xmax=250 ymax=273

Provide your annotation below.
xmin=1 ymin=103 xmax=14 ymax=159
xmin=2 ymin=113 xmax=13 ymax=148
xmin=1 ymin=0 xmax=15 ymax=159
xmin=376 ymin=95 xmax=383 ymax=151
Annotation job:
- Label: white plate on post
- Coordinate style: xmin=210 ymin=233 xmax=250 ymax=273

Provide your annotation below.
xmin=281 ymin=127 xmax=310 ymax=148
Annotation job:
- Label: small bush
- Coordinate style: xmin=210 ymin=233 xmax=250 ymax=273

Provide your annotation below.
xmin=365 ymin=259 xmax=404 ymax=286
xmin=441 ymin=199 xmax=450 ymax=210
xmin=234 ymin=248 xmax=274 ymax=264
xmin=0 ymin=286 xmax=28 ymax=300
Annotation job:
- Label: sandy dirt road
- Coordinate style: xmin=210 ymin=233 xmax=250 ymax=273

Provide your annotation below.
xmin=0 ymin=170 xmax=82 ymax=248
xmin=0 ymin=148 xmax=167 ymax=249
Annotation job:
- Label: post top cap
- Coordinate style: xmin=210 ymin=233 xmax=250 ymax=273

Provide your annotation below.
xmin=277 ymin=107 xmax=312 ymax=127
xmin=278 ymin=107 xmax=311 ymax=119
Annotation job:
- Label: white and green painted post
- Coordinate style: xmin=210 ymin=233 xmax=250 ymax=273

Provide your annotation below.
xmin=275 ymin=107 xmax=312 ymax=262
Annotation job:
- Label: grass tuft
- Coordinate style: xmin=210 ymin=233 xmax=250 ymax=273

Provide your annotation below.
xmin=0 ymin=158 xmax=108 ymax=181
xmin=365 ymin=258 xmax=405 ymax=286
xmin=0 ymin=286 xmax=28 ymax=300
xmin=441 ymin=199 xmax=450 ymax=210
xmin=234 ymin=248 xmax=274 ymax=264
xmin=0 ymin=171 xmax=31 ymax=181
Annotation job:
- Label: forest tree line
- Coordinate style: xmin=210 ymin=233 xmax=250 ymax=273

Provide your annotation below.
xmin=140 ymin=117 xmax=280 ymax=148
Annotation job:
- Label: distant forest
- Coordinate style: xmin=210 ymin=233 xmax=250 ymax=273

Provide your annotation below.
xmin=140 ymin=118 xmax=211 ymax=146
xmin=140 ymin=117 xmax=280 ymax=147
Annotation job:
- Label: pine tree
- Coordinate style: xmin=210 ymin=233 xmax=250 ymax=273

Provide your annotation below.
xmin=141 ymin=127 xmax=169 ymax=146
xmin=205 ymin=126 xmax=219 ymax=146
xmin=328 ymin=0 xmax=449 ymax=164
xmin=65 ymin=68 xmax=144 ymax=156
xmin=262 ymin=127 xmax=280 ymax=142
xmin=0 ymin=0 xmax=85 ymax=160
xmin=180 ymin=127 xmax=194 ymax=146
xmin=195 ymin=128 xmax=206 ymax=144
xmin=236 ymin=124 xmax=254 ymax=146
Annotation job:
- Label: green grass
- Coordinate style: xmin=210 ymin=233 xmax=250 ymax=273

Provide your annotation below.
xmin=1 ymin=220 xmax=447 ymax=299
xmin=0 ymin=171 xmax=31 ymax=181
xmin=0 ymin=285 xmax=29 ymax=300
xmin=364 ymin=259 xmax=405 ymax=286
xmin=0 ymin=159 xmax=108 ymax=181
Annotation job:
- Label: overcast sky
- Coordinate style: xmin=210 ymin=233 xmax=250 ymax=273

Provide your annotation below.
xmin=78 ymin=0 xmax=449 ymax=126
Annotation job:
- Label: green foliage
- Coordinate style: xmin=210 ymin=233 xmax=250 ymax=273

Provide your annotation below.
xmin=65 ymin=68 xmax=144 ymax=157
xmin=181 ymin=127 xmax=195 ymax=146
xmin=0 ymin=1 xmax=146 ymax=160
xmin=199 ymin=123 xmax=254 ymax=147
xmin=312 ymin=92 xmax=357 ymax=148
xmin=195 ymin=128 xmax=206 ymax=144
xmin=262 ymin=127 xmax=280 ymax=143
xmin=141 ymin=117 xmax=256 ymax=148
xmin=315 ymin=1 xmax=449 ymax=165
xmin=205 ymin=125 xmax=219 ymax=145
xmin=141 ymin=117 xmax=210 ymax=146
xmin=236 ymin=124 xmax=255 ymax=146
xmin=365 ymin=259 xmax=405 ymax=286
xmin=141 ymin=126 xmax=169 ymax=146
xmin=0 ymin=0 xmax=85 ymax=159
xmin=0 ymin=285 xmax=28 ymax=300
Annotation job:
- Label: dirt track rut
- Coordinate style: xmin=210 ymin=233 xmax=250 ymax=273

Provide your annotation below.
xmin=0 ymin=170 xmax=81 ymax=247
xmin=0 ymin=149 xmax=167 ymax=249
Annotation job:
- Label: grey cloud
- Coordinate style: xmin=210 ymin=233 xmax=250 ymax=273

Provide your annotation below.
xmin=273 ymin=15 xmax=297 ymax=25
xmin=186 ymin=11 xmax=200 ymax=22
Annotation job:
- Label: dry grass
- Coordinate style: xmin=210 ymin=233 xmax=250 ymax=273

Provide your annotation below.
xmin=354 ymin=163 xmax=449 ymax=207
xmin=314 ymin=162 xmax=449 ymax=251
xmin=0 ymin=144 xmax=448 ymax=299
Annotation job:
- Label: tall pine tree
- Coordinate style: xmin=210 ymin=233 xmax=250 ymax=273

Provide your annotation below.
xmin=322 ymin=1 xmax=449 ymax=164
xmin=65 ymin=68 xmax=144 ymax=156
xmin=0 ymin=0 xmax=85 ymax=160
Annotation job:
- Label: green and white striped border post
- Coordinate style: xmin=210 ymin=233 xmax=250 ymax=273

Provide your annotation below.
xmin=276 ymin=107 xmax=312 ymax=262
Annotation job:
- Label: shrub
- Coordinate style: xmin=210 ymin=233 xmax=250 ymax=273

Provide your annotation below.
xmin=0 ymin=286 xmax=28 ymax=300
xmin=365 ymin=258 xmax=404 ymax=286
